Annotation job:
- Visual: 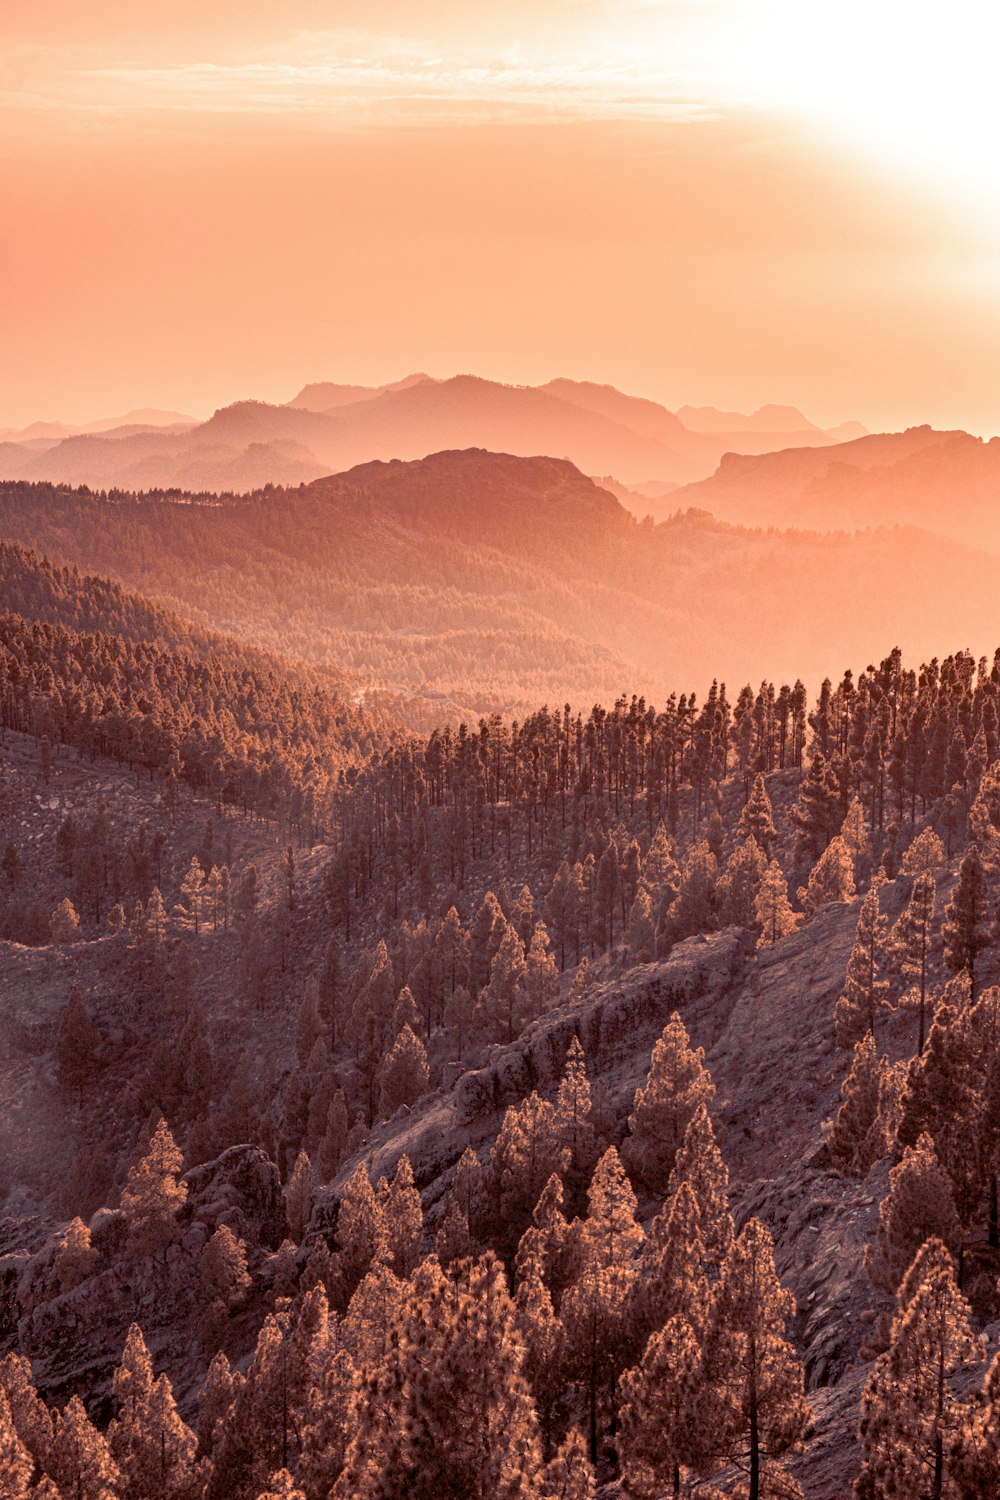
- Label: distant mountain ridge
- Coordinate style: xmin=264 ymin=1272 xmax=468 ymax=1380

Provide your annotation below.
xmin=0 ymin=374 xmax=863 ymax=493
xmin=670 ymin=424 xmax=1000 ymax=548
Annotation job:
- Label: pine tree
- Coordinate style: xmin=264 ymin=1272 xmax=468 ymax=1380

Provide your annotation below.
xmin=340 ymin=1260 xmax=406 ymax=1377
xmin=943 ymin=844 xmax=991 ymax=999
xmin=754 ymin=859 xmax=801 ymax=950
xmin=515 ymin=1172 xmax=578 ymax=1309
xmin=390 ymin=984 xmax=422 ymax=1039
xmin=120 ymin=1117 xmax=188 ymax=1262
xmin=0 ymin=1387 xmax=31 ymax=1500
xmin=798 ymin=834 xmax=855 ymax=914
xmin=866 ymin=1134 xmax=962 ymax=1298
xmin=54 ymin=1216 xmax=98 ymax=1293
xmin=256 ymin=1472 xmax=306 ymax=1500
xmin=637 ymin=1181 xmax=711 ymax=1348
xmin=858 ymin=1239 xmax=980 ymax=1500
xmin=706 ymin=1218 xmax=810 ymax=1500
xmin=554 ymin=1038 xmax=598 ymax=1207
xmin=285 ymin=1151 xmax=315 ymax=1243
xmin=317 ymin=1090 xmax=350 ymax=1183
xmin=828 ymin=1034 xmax=891 ymax=1177
xmin=890 ymin=871 xmax=937 ymax=1053
xmin=895 ymin=998 xmax=987 ymax=1225
xmin=840 ymin=793 xmax=871 ymax=883
xmin=468 ymin=890 xmax=507 ymax=993
xmin=834 ymin=877 xmax=890 ymax=1048
xmin=520 ymin=921 xmax=560 ymax=1027
xmin=624 ymin=1012 xmax=715 ymax=1191
xmin=619 ymin=1314 xmax=715 ymax=1500
xmin=199 ymin=1225 xmax=251 ymax=1352
xmin=562 ymin=1258 xmax=635 ymax=1465
xmin=951 ymin=1345 xmax=1000 ymax=1496
xmin=0 ymin=1352 xmax=53 ymax=1480
xmin=476 ymin=921 xmax=529 ymax=1045
xmin=969 ymin=758 xmax=1000 ymax=871
xmin=542 ymin=1428 xmax=595 ymax=1500
xmin=514 ymin=1257 xmax=567 ymax=1459
xmin=443 ymin=983 xmax=474 ymax=1061
xmin=738 ymin=774 xmax=777 ymax=855
xmin=717 ymin=836 xmax=768 ymax=930
xmin=174 ymin=856 xmax=205 ymax=935
xmin=489 ymin=1093 xmax=570 ymax=1248
xmin=381 ymin=1155 xmax=423 ymax=1275
xmin=377 ymin=1024 xmax=430 ymax=1119
xmin=581 ymin=1147 xmax=644 ymax=1273
xmin=453 ymin=1144 xmax=485 ymax=1236
xmin=594 ymin=841 xmax=622 ymax=951
xmin=665 ymin=1100 xmax=734 ymax=1276
xmin=142 ymin=887 xmax=169 ymax=953
xmin=48 ymin=1395 xmax=121 ymax=1500
xmin=336 ymin=1253 xmax=545 ymax=1500
xmin=297 ymin=1318 xmax=358 ymax=1500
xmin=666 ymin=841 xmax=718 ymax=943
xmin=625 ymin=887 xmax=656 ymax=964
xmin=789 ymin=750 xmax=841 ymax=864
xmin=108 ymin=1324 xmax=197 ymax=1500
xmin=56 ymin=981 xmax=98 ymax=1107
xmin=335 ymin=1164 xmax=387 ymax=1301
xmin=640 ymin=823 xmax=681 ymax=926
xmin=50 ymin=896 xmax=81 ymax=944
xmin=197 ymin=1350 xmax=241 ymax=1459
xmin=901 ymin=826 xmax=946 ymax=875
xmin=203 ymin=865 xmax=223 ymax=932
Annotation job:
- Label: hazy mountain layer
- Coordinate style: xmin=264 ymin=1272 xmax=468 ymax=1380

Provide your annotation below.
xmin=1 ymin=448 xmax=999 ymax=726
xmin=0 ymin=374 xmax=859 ymax=493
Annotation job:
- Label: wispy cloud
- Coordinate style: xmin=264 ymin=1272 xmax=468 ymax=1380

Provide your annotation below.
xmin=59 ymin=47 xmax=717 ymax=123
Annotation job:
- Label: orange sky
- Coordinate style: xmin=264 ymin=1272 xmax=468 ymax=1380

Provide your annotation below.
xmin=2 ymin=1 xmax=998 ymax=432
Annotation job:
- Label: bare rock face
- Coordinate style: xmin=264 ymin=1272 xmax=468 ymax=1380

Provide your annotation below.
xmin=0 ymin=1250 xmax=29 ymax=1341
xmin=183 ymin=1144 xmax=286 ymax=1249
xmin=455 ymin=929 xmax=752 ymax=1126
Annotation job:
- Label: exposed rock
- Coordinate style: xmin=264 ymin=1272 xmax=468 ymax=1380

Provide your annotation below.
xmin=183 ymin=1144 xmax=286 ymax=1249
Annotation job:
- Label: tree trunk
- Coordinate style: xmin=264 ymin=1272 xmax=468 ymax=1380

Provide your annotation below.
xmin=749 ymin=1383 xmax=760 ymax=1500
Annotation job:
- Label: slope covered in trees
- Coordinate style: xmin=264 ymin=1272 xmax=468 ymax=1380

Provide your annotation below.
xmin=7 ymin=540 xmax=1000 ymax=1497
xmin=1 ymin=450 xmax=999 ymax=726
xmin=0 ymin=542 xmax=390 ymax=834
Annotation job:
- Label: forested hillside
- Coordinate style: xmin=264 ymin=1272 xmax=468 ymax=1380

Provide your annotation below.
xmin=0 ymin=542 xmax=390 ymax=837
xmin=5 ymin=524 xmax=1000 ymax=1498
xmin=1 ymin=449 xmax=999 ymax=727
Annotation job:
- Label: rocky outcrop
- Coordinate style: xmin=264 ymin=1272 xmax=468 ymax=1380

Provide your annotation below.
xmin=183 ymin=1145 xmax=286 ymax=1250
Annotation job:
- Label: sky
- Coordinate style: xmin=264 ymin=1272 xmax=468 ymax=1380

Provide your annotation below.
xmin=2 ymin=1 xmax=999 ymax=433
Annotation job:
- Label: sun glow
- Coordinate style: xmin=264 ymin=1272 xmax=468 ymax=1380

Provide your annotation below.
xmin=728 ymin=0 xmax=1000 ymax=213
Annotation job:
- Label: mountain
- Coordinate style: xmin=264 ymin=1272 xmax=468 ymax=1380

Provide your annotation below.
xmin=0 ymin=431 xmax=327 ymax=492
xmin=0 ymin=375 xmax=866 ymax=493
xmin=670 ymin=424 xmax=1000 ymax=548
xmin=287 ymin=373 xmax=434 ymax=411
xmin=0 ymin=408 xmax=197 ymax=442
xmin=677 ymin=402 xmax=828 ymax=434
xmin=1 ymin=448 xmax=1000 ymax=723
